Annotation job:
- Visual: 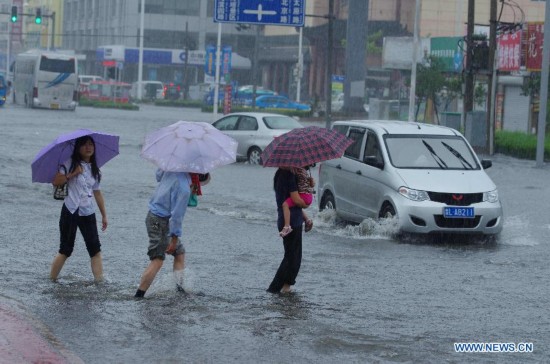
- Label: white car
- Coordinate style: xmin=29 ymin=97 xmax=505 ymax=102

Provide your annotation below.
xmin=130 ymin=81 xmax=164 ymax=100
xmin=212 ymin=112 xmax=303 ymax=164
xmin=318 ymin=120 xmax=503 ymax=235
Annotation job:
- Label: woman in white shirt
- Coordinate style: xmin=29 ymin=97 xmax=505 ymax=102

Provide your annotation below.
xmin=50 ymin=135 xmax=108 ymax=282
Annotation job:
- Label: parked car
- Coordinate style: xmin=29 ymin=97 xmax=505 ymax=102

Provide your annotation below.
xmin=212 ymin=112 xmax=304 ymax=164
xmin=130 ymin=81 xmax=164 ymax=100
xmin=78 ymin=75 xmax=103 ymax=85
xmin=203 ymin=85 xmax=276 ymax=106
xmin=164 ymin=83 xmax=182 ymax=100
xmin=0 ymin=74 xmax=6 ymax=106
xmin=252 ymin=95 xmax=311 ymax=111
xmin=78 ymin=75 xmax=103 ymax=99
xmin=318 ymin=120 xmax=503 ymax=236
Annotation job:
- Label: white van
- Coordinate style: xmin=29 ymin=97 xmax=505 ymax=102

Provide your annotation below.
xmin=130 ymin=81 xmax=164 ymax=100
xmin=318 ymin=120 xmax=503 ymax=236
xmin=78 ymin=75 xmax=103 ymax=86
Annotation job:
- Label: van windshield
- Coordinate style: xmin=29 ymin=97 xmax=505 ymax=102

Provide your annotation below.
xmin=385 ymin=135 xmax=479 ymax=170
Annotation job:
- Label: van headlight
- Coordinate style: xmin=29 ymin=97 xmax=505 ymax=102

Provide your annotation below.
xmin=483 ymin=189 xmax=499 ymax=203
xmin=398 ymin=187 xmax=430 ymax=201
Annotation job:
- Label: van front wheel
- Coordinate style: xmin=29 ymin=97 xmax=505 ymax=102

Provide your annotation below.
xmin=379 ymin=203 xmax=396 ymax=219
xmin=320 ymin=192 xmax=336 ymax=211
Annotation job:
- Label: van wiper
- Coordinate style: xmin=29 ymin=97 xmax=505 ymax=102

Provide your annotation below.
xmin=422 ymin=140 xmax=447 ymax=169
xmin=441 ymin=141 xmax=473 ymax=169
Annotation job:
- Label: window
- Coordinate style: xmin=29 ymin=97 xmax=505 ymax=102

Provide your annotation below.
xmin=344 ymin=127 xmax=365 ymax=160
xmin=363 ymin=131 xmax=382 ymax=161
xmin=332 ymin=125 xmax=349 ymax=136
xmin=214 ymin=116 xmax=239 ymax=131
xmin=145 ymin=0 xmax=199 ymax=15
xmin=40 ymin=56 xmax=76 ymax=73
xmin=363 ymin=131 xmax=383 ymax=166
xmin=237 ymin=116 xmax=258 ymax=131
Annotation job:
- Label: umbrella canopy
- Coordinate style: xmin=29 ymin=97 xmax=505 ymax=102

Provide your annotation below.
xmin=140 ymin=120 xmax=238 ymax=173
xmin=261 ymin=126 xmax=353 ymax=167
xmin=31 ymin=129 xmax=120 ymax=183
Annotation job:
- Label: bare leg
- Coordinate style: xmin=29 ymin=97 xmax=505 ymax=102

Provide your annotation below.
xmin=173 ymin=253 xmax=185 ymax=271
xmin=173 ymin=253 xmax=185 ymax=290
xmin=50 ymin=253 xmax=68 ymax=281
xmin=281 ymin=283 xmax=292 ymax=293
xmin=282 ymin=202 xmax=291 ymax=228
xmin=91 ymin=253 xmax=104 ymax=282
xmin=137 ymin=259 xmax=164 ymax=292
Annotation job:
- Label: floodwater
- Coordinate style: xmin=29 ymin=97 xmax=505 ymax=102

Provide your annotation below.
xmin=0 ymin=104 xmax=549 ymax=363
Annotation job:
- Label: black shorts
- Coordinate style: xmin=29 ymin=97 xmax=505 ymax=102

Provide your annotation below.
xmin=58 ymin=204 xmax=101 ymax=258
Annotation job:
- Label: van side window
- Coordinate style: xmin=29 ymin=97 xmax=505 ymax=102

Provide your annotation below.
xmin=332 ymin=125 xmax=348 ymax=136
xmin=363 ymin=131 xmax=382 ymax=162
xmin=344 ymin=128 xmax=365 ymax=160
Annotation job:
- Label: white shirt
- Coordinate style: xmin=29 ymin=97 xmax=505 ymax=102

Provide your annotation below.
xmin=60 ymin=161 xmax=100 ymax=216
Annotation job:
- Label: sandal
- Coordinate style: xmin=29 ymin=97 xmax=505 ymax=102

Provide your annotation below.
xmin=279 ymin=226 xmax=293 ymax=237
xmin=305 ymin=219 xmax=313 ymax=232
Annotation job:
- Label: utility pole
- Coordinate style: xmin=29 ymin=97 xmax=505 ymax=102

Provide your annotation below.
xmin=487 ymin=0 xmax=497 ymax=154
xmin=343 ymin=0 xmax=368 ymax=115
xmin=50 ymin=11 xmax=56 ymax=49
xmin=183 ymin=21 xmax=189 ymax=100
xmin=252 ymin=25 xmax=260 ymax=109
xmin=408 ymin=0 xmax=421 ymax=122
xmin=535 ymin=1 xmax=550 ymax=167
xmin=325 ymin=0 xmax=334 ymax=129
xmin=463 ymin=0 xmax=475 ymax=123
xmin=137 ymin=0 xmax=145 ymax=100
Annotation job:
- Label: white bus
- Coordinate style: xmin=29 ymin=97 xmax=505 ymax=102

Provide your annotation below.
xmin=13 ymin=51 xmax=78 ymax=110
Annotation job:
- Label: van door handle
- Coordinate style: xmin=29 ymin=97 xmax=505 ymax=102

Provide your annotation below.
xmin=336 ymin=164 xmax=342 ymax=169
xmin=356 ymin=170 xmax=362 ymax=175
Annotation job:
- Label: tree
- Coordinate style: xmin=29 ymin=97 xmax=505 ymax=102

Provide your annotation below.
xmin=415 ymin=55 xmax=447 ymax=122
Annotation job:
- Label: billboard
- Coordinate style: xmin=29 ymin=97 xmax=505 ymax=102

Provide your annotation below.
xmin=430 ymin=37 xmax=463 ymax=73
xmin=526 ymin=22 xmax=544 ymax=71
xmin=497 ymin=31 xmax=522 ymax=71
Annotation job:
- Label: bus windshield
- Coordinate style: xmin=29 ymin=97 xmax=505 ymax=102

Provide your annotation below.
xmin=39 ymin=56 xmax=75 ymax=73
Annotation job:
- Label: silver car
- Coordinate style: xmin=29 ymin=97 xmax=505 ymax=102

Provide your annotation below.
xmin=212 ymin=112 xmax=303 ymax=164
xmin=318 ymin=120 xmax=503 ymax=235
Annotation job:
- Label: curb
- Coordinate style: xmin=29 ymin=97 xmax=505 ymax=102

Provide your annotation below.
xmin=0 ymin=297 xmax=83 ymax=364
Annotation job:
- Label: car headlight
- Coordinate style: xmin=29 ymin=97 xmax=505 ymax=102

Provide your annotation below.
xmin=483 ymin=189 xmax=499 ymax=203
xmin=398 ymin=186 xmax=430 ymax=201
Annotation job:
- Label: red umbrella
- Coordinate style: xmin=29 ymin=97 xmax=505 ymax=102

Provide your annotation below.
xmin=261 ymin=126 xmax=353 ymax=167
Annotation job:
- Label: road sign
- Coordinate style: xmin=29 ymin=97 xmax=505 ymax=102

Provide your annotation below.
xmin=214 ymin=0 xmax=304 ymax=26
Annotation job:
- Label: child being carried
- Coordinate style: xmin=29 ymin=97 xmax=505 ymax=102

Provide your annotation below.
xmin=280 ymin=166 xmax=315 ymax=237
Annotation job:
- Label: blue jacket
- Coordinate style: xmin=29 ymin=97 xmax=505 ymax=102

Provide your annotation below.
xmin=148 ymin=170 xmax=191 ymax=237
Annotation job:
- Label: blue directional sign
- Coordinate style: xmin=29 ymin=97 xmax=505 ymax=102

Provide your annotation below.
xmin=214 ymin=0 xmax=305 ymax=27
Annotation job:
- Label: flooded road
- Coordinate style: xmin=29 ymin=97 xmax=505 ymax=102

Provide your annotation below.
xmin=1 ymin=104 xmax=548 ymax=363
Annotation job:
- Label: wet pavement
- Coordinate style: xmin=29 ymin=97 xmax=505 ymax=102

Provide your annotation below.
xmin=0 ymin=103 xmax=549 ymax=363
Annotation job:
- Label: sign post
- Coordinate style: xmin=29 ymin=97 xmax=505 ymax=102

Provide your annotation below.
xmin=213 ymin=0 xmax=305 ymax=119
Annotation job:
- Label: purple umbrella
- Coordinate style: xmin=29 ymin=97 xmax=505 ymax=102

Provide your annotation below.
xmin=261 ymin=126 xmax=354 ymax=167
xmin=31 ymin=129 xmax=120 ymax=183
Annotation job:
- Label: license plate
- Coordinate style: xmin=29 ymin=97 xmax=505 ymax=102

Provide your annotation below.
xmin=51 ymin=103 xmax=59 ymax=109
xmin=443 ymin=207 xmax=474 ymax=218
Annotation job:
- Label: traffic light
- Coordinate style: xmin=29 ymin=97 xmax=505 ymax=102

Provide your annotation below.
xmin=10 ymin=6 xmax=17 ymax=22
xmin=35 ymin=8 xmax=42 ymax=24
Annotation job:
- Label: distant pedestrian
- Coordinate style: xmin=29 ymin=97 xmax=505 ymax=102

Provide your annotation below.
xmin=50 ymin=135 xmax=108 ymax=282
xmin=135 ymin=170 xmax=205 ymax=298
xmin=267 ymin=167 xmax=310 ymax=294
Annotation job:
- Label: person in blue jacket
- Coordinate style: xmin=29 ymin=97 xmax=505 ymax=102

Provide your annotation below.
xmin=135 ymin=169 xmax=191 ymax=298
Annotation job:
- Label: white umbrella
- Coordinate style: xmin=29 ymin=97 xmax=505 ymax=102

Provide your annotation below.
xmin=140 ymin=121 xmax=238 ymax=173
